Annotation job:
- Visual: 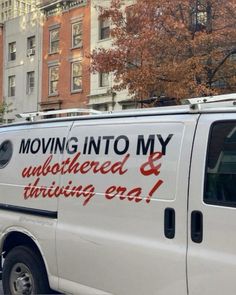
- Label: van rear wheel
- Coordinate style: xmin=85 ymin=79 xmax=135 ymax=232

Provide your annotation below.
xmin=2 ymin=245 xmax=51 ymax=294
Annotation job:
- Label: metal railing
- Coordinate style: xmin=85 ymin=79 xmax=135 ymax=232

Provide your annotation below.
xmin=16 ymin=108 xmax=101 ymax=122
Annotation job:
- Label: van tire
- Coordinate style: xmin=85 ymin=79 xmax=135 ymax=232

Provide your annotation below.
xmin=2 ymin=245 xmax=51 ymax=294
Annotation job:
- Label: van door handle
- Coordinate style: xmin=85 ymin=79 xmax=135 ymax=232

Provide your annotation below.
xmin=191 ymin=211 xmax=203 ymax=243
xmin=164 ymin=208 xmax=175 ymax=239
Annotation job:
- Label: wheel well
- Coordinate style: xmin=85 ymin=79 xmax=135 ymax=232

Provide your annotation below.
xmin=2 ymin=232 xmax=42 ymax=259
xmin=1 ymin=232 xmax=56 ymax=293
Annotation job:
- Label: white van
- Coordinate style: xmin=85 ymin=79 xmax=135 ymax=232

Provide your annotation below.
xmin=0 ymin=95 xmax=236 ymax=295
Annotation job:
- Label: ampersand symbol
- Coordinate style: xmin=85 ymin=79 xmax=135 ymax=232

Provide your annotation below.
xmin=140 ymin=152 xmax=162 ymax=176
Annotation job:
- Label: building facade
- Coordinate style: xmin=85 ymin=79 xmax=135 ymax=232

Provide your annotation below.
xmin=0 ymin=0 xmax=138 ymax=123
xmin=3 ymin=11 xmax=43 ymax=122
xmin=0 ymin=0 xmax=38 ymax=23
xmin=40 ymin=0 xmax=90 ymax=111
xmin=89 ymin=0 xmax=135 ymax=111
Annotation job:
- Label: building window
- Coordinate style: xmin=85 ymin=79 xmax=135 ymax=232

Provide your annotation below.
xmin=94 ymin=104 xmax=108 ymax=112
xmin=50 ymin=28 xmax=59 ymax=54
xmin=72 ymin=22 xmax=82 ymax=48
xmin=212 ymin=80 xmax=227 ymax=89
xmin=27 ymin=71 xmax=35 ymax=94
xmin=27 ymin=36 xmax=35 ymax=56
xmin=204 ymin=121 xmax=236 ymax=207
xmin=192 ymin=0 xmax=207 ymax=32
xmin=9 ymin=42 xmax=16 ymax=61
xmin=99 ymin=18 xmax=110 ymax=40
xmin=230 ymin=53 xmax=236 ymax=61
xmin=49 ymin=66 xmax=59 ymax=95
xmin=99 ymin=72 xmax=109 ymax=87
xmin=122 ymin=104 xmax=136 ymax=110
xmin=71 ymin=61 xmax=82 ymax=92
xmin=8 ymin=75 xmax=15 ymax=97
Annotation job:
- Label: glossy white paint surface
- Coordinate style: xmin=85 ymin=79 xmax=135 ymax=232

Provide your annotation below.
xmin=56 ymin=115 xmax=197 ymax=294
xmin=188 ymin=113 xmax=236 ymax=295
xmin=0 ymin=107 xmax=235 ymax=294
xmin=0 ymin=121 xmax=73 ymax=291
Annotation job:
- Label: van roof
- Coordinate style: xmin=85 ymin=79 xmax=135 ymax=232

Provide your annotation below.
xmin=2 ymin=94 xmax=236 ymax=127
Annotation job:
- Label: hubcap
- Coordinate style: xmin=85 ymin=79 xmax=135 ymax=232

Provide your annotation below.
xmin=10 ymin=263 xmax=34 ymax=295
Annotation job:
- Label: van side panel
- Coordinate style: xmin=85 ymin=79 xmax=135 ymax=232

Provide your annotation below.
xmin=0 ymin=122 xmax=72 ymax=289
xmin=57 ymin=115 xmax=198 ymax=295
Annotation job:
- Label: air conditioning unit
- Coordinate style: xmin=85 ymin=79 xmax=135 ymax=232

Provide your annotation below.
xmin=27 ymin=48 xmax=35 ymax=56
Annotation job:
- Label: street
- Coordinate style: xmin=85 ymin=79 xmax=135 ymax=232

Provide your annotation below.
xmin=0 ymin=281 xmax=63 ymax=294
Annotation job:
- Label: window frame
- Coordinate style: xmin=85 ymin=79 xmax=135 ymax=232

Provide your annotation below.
xmin=8 ymin=42 xmax=16 ymax=61
xmin=8 ymin=75 xmax=16 ymax=97
xmin=71 ymin=61 xmax=82 ymax=92
xmin=99 ymin=18 xmax=110 ymax=40
xmin=26 ymin=71 xmax=35 ymax=95
xmin=27 ymin=36 xmax=36 ymax=56
xmin=99 ymin=72 xmax=109 ymax=88
xmin=192 ymin=0 xmax=207 ymax=32
xmin=204 ymin=120 xmax=236 ymax=208
xmin=72 ymin=21 xmax=82 ymax=48
xmin=49 ymin=28 xmax=59 ymax=54
xmin=27 ymin=36 xmax=35 ymax=50
xmin=48 ymin=65 xmax=59 ymax=96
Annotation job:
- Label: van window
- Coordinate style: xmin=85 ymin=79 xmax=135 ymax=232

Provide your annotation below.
xmin=0 ymin=140 xmax=13 ymax=168
xmin=205 ymin=121 xmax=236 ymax=206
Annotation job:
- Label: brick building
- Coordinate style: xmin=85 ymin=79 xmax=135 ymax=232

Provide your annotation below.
xmin=39 ymin=0 xmax=90 ymax=111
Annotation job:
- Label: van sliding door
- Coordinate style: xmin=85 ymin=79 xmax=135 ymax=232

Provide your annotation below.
xmin=56 ymin=115 xmax=198 ymax=295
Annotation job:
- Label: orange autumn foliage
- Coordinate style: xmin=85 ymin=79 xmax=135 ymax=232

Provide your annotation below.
xmin=91 ymin=0 xmax=236 ymax=101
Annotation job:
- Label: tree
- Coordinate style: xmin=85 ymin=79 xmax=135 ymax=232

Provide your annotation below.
xmin=0 ymin=102 xmax=13 ymax=124
xmin=0 ymin=103 xmax=5 ymax=123
xmin=91 ymin=0 xmax=236 ymax=102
